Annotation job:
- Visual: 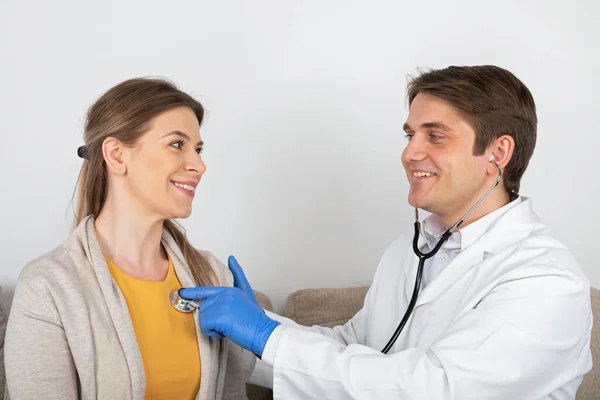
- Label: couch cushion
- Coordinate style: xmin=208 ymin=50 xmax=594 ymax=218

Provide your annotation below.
xmin=283 ymin=287 xmax=369 ymax=328
xmin=254 ymin=290 xmax=273 ymax=312
xmin=576 ymin=287 xmax=599 ymax=400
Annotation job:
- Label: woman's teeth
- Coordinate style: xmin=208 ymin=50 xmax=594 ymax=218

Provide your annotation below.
xmin=172 ymin=182 xmax=195 ymax=192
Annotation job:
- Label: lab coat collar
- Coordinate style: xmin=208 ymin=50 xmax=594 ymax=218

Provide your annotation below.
xmin=420 ymin=195 xmax=523 ymax=253
xmin=407 ymin=196 xmax=545 ymax=307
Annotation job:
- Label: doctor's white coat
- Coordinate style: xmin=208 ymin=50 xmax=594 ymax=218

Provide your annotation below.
xmin=248 ymin=198 xmax=593 ymax=399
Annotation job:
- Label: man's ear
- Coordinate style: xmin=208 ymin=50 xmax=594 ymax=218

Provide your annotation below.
xmin=102 ymin=137 xmax=127 ymax=175
xmin=487 ymin=135 xmax=515 ymax=173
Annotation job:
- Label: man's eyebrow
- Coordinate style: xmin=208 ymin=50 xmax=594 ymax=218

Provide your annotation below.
xmin=162 ymin=130 xmax=203 ymax=146
xmin=403 ymin=122 xmax=454 ymax=133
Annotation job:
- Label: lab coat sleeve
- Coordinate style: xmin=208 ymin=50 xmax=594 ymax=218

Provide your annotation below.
xmin=260 ymin=268 xmax=591 ymax=400
xmin=265 ymin=306 xmax=368 ymax=344
xmin=248 ymin=304 xmax=370 ymax=388
xmin=4 ymin=279 xmax=78 ymax=399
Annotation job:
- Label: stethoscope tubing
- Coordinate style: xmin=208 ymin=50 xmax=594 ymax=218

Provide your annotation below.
xmin=380 ymin=160 xmax=502 ymax=354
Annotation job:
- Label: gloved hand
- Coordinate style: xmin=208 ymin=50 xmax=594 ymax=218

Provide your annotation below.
xmin=179 ymin=256 xmax=280 ymax=358
xmin=227 ymin=255 xmax=259 ymax=307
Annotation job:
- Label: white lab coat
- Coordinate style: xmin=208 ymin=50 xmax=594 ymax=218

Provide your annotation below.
xmin=249 ymin=197 xmax=593 ymax=399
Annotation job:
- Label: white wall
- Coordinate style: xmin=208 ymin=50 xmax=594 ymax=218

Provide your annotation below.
xmin=1 ymin=0 xmax=599 ymax=313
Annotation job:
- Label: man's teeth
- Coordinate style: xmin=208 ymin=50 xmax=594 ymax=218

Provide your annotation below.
xmin=172 ymin=182 xmax=195 ymax=192
xmin=413 ymin=172 xmax=435 ymax=178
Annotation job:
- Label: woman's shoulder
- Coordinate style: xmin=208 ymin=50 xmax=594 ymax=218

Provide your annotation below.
xmin=17 ymin=243 xmax=78 ymax=289
xmin=197 ymin=250 xmax=234 ymax=287
xmin=16 ymin=222 xmax=94 ymax=292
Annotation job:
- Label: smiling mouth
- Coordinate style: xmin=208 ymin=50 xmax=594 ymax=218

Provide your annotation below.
xmin=171 ymin=181 xmax=196 ymax=197
xmin=412 ymin=171 xmax=437 ymax=183
xmin=413 ymin=171 xmax=435 ymax=178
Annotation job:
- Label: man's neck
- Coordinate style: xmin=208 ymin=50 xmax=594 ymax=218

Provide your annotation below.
xmin=441 ymin=188 xmax=511 ymax=232
xmin=94 ymin=190 xmax=167 ymax=279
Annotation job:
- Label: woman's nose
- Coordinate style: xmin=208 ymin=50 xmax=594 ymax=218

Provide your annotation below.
xmin=186 ymin=153 xmax=207 ymax=175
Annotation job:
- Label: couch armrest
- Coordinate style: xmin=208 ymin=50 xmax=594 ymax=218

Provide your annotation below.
xmin=576 ymin=287 xmax=599 ymax=399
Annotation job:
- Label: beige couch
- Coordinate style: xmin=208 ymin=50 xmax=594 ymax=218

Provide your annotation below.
xmin=248 ymin=287 xmax=599 ymax=400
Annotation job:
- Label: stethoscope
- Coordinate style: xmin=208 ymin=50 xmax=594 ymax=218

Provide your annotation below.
xmin=170 ymin=289 xmax=199 ymax=313
xmin=169 ymin=156 xmax=503 ymax=355
xmin=380 ymin=155 xmax=502 ymax=354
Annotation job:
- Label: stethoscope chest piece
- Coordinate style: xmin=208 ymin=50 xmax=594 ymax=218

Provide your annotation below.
xmin=170 ymin=289 xmax=199 ymax=313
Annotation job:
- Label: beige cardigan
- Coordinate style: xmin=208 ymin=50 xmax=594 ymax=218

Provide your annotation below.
xmin=4 ymin=216 xmax=253 ymax=399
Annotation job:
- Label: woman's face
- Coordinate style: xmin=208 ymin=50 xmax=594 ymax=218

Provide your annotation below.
xmin=120 ymin=106 xmax=206 ymax=220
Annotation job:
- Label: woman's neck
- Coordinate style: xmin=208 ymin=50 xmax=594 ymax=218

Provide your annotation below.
xmin=94 ymin=194 xmax=169 ymax=281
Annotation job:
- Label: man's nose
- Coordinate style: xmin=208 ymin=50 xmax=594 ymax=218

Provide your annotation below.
xmin=402 ymin=135 xmax=428 ymax=163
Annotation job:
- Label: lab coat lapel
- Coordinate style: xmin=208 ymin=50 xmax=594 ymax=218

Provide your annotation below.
xmin=412 ymin=197 xmax=543 ymax=308
xmin=415 ymin=240 xmax=485 ymax=307
xmin=78 ymin=216 xmax=146 ymax=400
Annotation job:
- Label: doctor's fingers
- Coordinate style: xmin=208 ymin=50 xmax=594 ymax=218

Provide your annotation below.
xmin=198 ymin=300 xmax=235 ymax=337
xmin=198 ymin=287 xmax=246 ymax=315
xmin=179 ymin=286 xmax=225 ymax=301
xmin=199 ymin=311 xmax=227 ymax=338
xmin=204 ymin=329 xmax=225 ymax=339
xmin=228 ymin=256 xmax=254 ymax=294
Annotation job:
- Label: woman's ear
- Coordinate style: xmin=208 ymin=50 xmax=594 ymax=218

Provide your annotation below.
xmin=488 ymin=134 xmax=515 ymax=173
xmin=102 ymin=137 xmax=127 ymax=175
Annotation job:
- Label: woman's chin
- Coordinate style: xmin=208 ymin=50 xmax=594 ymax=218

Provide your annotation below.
xmin=162 ymin=205 xmax=193 ymax=220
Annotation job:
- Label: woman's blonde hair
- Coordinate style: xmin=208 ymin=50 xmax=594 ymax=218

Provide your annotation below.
xmin=73 ymin=77 xmax=217 ymax=286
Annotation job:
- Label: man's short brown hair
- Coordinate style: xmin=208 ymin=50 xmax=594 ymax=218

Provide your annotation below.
xmin=406 ymin=65 xmax=537 ymax=194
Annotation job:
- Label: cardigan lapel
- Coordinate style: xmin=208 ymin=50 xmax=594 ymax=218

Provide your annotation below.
xmin=161 ymin=229 xmax=223 ymax=400
xmin=74 ymin=216 xmax=146 ymax=400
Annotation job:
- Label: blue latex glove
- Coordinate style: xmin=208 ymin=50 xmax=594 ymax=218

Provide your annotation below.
xmin=227 ymin=255 xmax=259 ymax=307
xmin=179 ymin=256 xmax=280 ymax=358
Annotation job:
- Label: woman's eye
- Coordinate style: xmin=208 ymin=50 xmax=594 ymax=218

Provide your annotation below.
xmin=196 ymin=148 xmax=203 ymax=155
xmin=171 ymin=141 xmax=184 ymax=149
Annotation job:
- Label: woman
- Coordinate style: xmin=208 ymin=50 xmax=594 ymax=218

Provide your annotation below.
xmin=4 ymin=77 xmax=252 ymax=399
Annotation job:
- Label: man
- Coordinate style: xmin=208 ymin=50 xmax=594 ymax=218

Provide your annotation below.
xmin=181 ymin=65 xmax=593 ymax=399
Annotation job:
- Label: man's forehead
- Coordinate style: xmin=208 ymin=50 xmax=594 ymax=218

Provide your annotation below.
xmin=405 ymin=93 xmax=469 ymax=131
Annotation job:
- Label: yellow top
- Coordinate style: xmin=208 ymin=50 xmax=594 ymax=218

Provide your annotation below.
xmin=106 ymin=256 xmax=201 ymax=400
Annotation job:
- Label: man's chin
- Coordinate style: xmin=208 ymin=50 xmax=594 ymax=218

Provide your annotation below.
xmin=408 ymin=194 xmax=428 ymax=210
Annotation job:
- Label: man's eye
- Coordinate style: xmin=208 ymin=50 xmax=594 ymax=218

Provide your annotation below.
xmin=404 ymin=134 xmax=413 ymax=141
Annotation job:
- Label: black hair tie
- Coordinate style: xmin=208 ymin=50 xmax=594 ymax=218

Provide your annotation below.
xmin=77 ymin=145 xmax=88 ymax=159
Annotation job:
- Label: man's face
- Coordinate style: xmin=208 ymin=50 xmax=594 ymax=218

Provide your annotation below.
xmin=401 ymin=93 xmax=491 ymax=222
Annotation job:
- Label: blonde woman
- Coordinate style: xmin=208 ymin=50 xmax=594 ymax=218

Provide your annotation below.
xmin=4 ymin=78 xmax=252 ymax=399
